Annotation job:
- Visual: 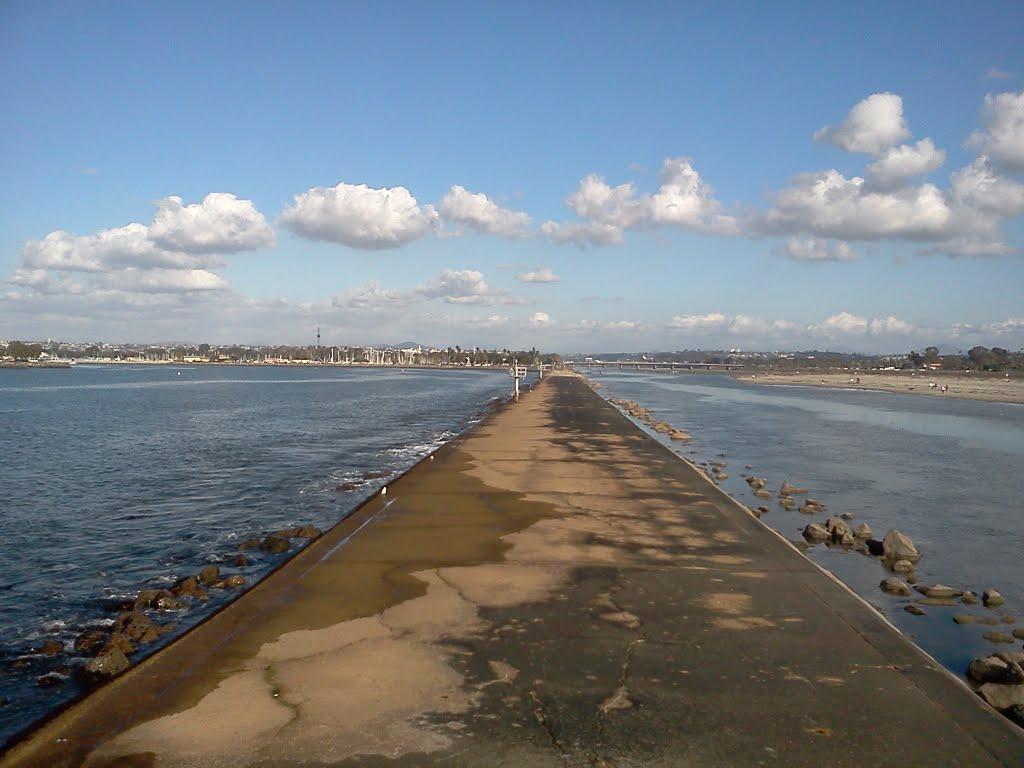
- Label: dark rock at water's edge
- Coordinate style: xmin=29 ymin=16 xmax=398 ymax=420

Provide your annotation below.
xmin=198 ymin=566 xmax=220 ymax=586
xmin=171 ymin=576 xmax=208 ymax=601
xmin=82 ymin=649 xmax=129 ymax=681
xmin=260 ymin=536 xmax=290 ymax=554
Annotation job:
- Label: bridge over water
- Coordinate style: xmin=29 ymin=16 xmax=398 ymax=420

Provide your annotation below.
xmin=566 ymin=359 xmax=744 ymax=371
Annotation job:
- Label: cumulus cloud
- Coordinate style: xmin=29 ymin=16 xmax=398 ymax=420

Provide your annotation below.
xmin=331 ymin=282 xmax=417 ymax=312
xmin=543 ymin=157 xmax=736 ymax=245
xmin=784 ymin=236 xmax=859 ymax=262
xmin=813 ymin=92 xmax=910 ymax=154
xmin=528 ymin=311 xmax=551 ymax=328
xmin=416 ymin=269 xmax=499 ymax=305
xmin=668 ymin=313 xmax=728 ymax=332
xmin=481 ymin=314 xmax=509 ymax=327
xmin=280 ymin=182 xmax=439 ymax=249
xmin=866 ymin=138 xmax=946 ymax=189
xmin=149 ymin=193 xmax=275 ymax=254
xmin=950 ymin=155 xmax=1024 ymax=218
xmin=516 ymin=267 xmax=560 ymax=283
xmin=105 ymin=268 xmax=228 ymax=293
xmin=760 ymin=170 xmax=951 ymax=240
xmin=439 ymin=186 xmax=531 ymax=237
xmin=814 ymin=312 xmax=870 ymax=334
xmin=869 ymin=316 xmax=916 ymax=335
xmin=967 ymin=90 xmax=1024 ymax=171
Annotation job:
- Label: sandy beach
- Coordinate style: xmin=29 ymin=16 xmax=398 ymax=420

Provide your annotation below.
xmin=3 ymin=373 xmax=1022 ymax=767
xmin=736 ymin=370 xmax=1024 ymax=404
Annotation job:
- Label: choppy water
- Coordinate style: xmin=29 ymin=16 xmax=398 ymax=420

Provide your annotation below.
xmin=0 ymin=364 xmax=521 ymax=746
xmin=591 ymin=371 xmax=1024 ymax=679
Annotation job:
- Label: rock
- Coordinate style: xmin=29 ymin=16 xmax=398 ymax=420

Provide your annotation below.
xmin=134 ymin=589 xmax=186 ymax=612
xmin=838 ymin=531 xmax=856 ymax=546
xmin=36 ymin=672 xmax=66 ymax=688
xmin=74 ymin=630 xmax=108 ymax=656
xmin=824 ymin=516 xmax=851 ymax=539
xmin=84 ymin=649 xmax=130 ymax=680
xmin=198 ymin=566 xmax=220 ymax=586
xmin=880 ymin=577 xmax=911 ymax=596
xmin=983 ymin=589 xmax=1005 ymax=607
xmin=865 ymin=538 xmax=885 ymax=556
xmin=260 ymin=536 xmax=289 ymax=554
xmin=798 ymin=501 xmax=819 ymax=515
xmin=753 ymin=489 xmax=772 ymax=499
xmin=1013 ymin=628 xmax=1024 ymax=640
xmin=113 ymin=611 xmax=161 ymax=644
xmin=961 ymin=591 xmax=978 ymax=605
xmin=968 ymin=656 xmax=1009 ymax=683
xmin=806 ymin=498 xmax=827 ymax=510
xmin=983 ymin=632 xmax=1016 ymax=644
xmin=238 ymin=538 xmax=262 ymax=551
xmin=745 ymin=476 xmax=766 ymax=490
xmin=295 ymin=525 xmax=321 ymax=539
xmin=233 ymin=554 xmax=250 ymax=567
xmin=1006 ymin=704 xmax=1024 ymax=728
xmin=977 ymin=682 xmax=1024 ymax=711
xmin=840 ymin=512 xmax=854 ymax=520
xmin=778 ymin=497 xmax=795 ymax=510
xmin=37 ymin=640 xmax=63 ymax=657
xmin=996 ymin=651 xmax=1024 ymax=665
xmin=1002 ymin=614 xmax=1016 ymax=624
xmin=779 ymin=481 xmax=808 ymax=496
xmin=954 ymin=614 xmax=978 ymax=624
xmin=853 ymin=523 xmax=873 ymax=539
xmin=756 ymin=506 xmax=769 ymax=516
xmin=920 ymin=597 xmax=957 ymax=606
xmin=925 ymin=584 xmax=960 ymax=599
xmin=337 ymin=482 xmax=359 ymax=491
xmin=103 ymin=632 xmax=135 ymax=655
xmin=978 ymin=616 xmax=1000 ymax=626
xmin=891 ymin=560 xmax=915 ymax=573
xmin=669 ymin=429 xmax=691 ymax=442
xmin=802 ymin=523 xmax=830 ymax=542
xmin=213 ymin=575 xmax=246 ymax=589
xmin=1006 ymin=662 xmax=1024 ymax=685
xmin=905 ymin=604 xmax=926 ymax=616
xmin=171 ymin=576 xmax=208 ymax=601
xmin=882 ymin=530 xmax=919 ymax=563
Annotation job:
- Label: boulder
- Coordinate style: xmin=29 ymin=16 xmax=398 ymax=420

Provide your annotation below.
xmin=961 ymin=591 xmax=978 ymax=605
xmin=982 ymin=589 xmax=1005 ymax=607
xmin=198 ymin=566 xmax=221 ymax=586
xmin=756 ymin=506 xmax=769 ymax=516
xmin=920 ymin=597 xmax=957 ymax=606
xmin=745 ymin=476 xmax=766 ymax=490
xmin=779 ymin=481 xmax=808 ymax=496
xmin=840 ymin=512 xmax=854 ymax=520
xmin=778 ymin=497 xmax=795 ymax=510
xmin=74 ymin=630 xmax=108 ymax=656
xmin=113 ymin=611 xmax=161 ymax=644
xmin=134 ymin=589 xmax=186 ymax=612
xmin=84 ymin=649 xmax=129 ymax=680
xmin=1013 ymin=628 xmax=1024 ymax=640
xmin=905 ymin=604 xmax=926 ymax=616
xmin=925 ymin=584 xmax=960 ymax=599
xmin=882 ymin=530 xmax=919 ymax=563
xmin=996 ymin=651 xmax=1024 ymax=665
xmin=969 ymin=656 xmax=1009 ymax=683
xmin=233 ymin=554 xmax=250 ymax=567
xmin=824 ymin=517 xmax=851 ymax=541
xmin=1006 ymin=704 xmax=1024 ymax=728
xmin=238 ymin=538 xmax=262 ymax=551
xmin=983 ymin=631 xmax=1016 ymax=644
xmin=853 ymin=523 xmax=872 ymax=539
xmin=1006 ymin=662 xmax=1024 ymax=685
xmin=295 ymin=525 xmax=322 ymax=539
xmin=38 ymin=639 xmax=63 ymax=657
xmin=802 ymin=523 xmax=830 ymax=542
xmin=260 ymin=536 xmax=290 ymax=554
xmin=213 ymin=574 xmax=246 ymax=589
xmin=891 ymin=560 xmax=915 ymax=573
xmin=36 ymin=672 xmax=67 ymax=688
xmin=337 ymin=482 xmax=359 ymax=492
xmin=977 ymin=682 xmax=1024 ymax=711
xmin=798 ymin=501 xmax=820 ymax=515
xmin=880 ymin=577 xmax=911 ymax=596
xmin=171 ymin=576 xmax=208 ymax=601
xmin=754 ymin=489 xmax=772 ymax=499
xmin=104 ymin=632 xmax=135 ymax=656
xmin=953 ymin=614 xmax=978 ymax=624
xmin=866 ymin=539 xmax=885 ymax=557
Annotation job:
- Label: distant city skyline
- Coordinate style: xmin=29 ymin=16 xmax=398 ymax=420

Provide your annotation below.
xmin=1 ymin=3 xmax=1023 ymax=352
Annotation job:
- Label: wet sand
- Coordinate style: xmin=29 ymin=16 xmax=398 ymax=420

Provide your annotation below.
xmin=3 ymin=373 xmax=1023 ymax=767
xmin=738 ymin=371 xmax=1024 ymax=404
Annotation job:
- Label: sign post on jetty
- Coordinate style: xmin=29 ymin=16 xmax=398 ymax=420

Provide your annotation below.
xmin=509 ymin=361 xmax=527 ymax=401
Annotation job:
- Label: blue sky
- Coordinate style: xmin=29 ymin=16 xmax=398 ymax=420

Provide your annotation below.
xmin=1 ymin=1 xmax=1023 ymax=352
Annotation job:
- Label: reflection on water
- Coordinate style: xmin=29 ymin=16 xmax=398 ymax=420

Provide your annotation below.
xmin=593 ymin=371 xmax=1024 ymax=677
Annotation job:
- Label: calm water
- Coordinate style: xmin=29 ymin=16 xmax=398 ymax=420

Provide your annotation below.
xmin=0 ymin=364 xmax=520 ymax=746
xmin=592 ymin=371 xmax=1024 ymax=678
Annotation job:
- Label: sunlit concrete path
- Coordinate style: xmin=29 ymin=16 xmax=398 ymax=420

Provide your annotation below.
xmin=4 ymin=373 xmax=1023 ymax=767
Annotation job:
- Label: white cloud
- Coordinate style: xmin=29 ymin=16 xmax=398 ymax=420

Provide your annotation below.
xmin=516 ymin=267 xmax=560 ymax=283
xmin=984 ymin=317 xmax=1024 ymax=334
xmin=866 ymin=138 xmax=945 ymax=188
xmin=439 ymin=186 xmax=531 ymax=238
xmin=543 ymin=157 xmax=736 ymax=245
xmin=967 ymin=90 xmax=1024 ymax=171
xmin=814 ymin=312 xmax=869 ymax=335
xmin=331 ymin=282 xmax=417 ymax=312
xmin=417 ymin=269 xmax=498 ymax=305
xmin=869 ymin=316 xmax=916 ymax=335
xmin=761 ymin=170 xmax=951 ymax=240
xmin=481 ymin=314 xmax=509 ymax=328
xmin=950 ymin=155 xmax=1024 ymax=218
xmin=928 ymin=238 xmax=1017 ymax=258
xmin=605 ymin=320 xmax=644 ymax=331
xmin=279 ymin=182 xmax=439 ymax=249
xmin=105 ymin=268 xmax=228 ymax=293
xmin=668 ymin=313 xmax=728 ymax=332
xmin=149 ymin=193 xmax=275 ymax=254
xmin=528 ymin=311 xmax=551 ymax=328
xmin=813 ymin=92 xmax=910 ymax=154
xmin=784 ymin=236 xmax=859 ymax=262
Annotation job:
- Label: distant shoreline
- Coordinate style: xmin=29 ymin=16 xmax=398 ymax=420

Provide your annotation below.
xmin=4 ymin=360 xmax=516 ymax=373
xmin=733 ymin=370 xmax=1024 ymax=405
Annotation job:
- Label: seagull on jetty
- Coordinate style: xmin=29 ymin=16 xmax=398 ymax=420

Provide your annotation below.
xmin=381 ymin=486 xmax=387 ymax=496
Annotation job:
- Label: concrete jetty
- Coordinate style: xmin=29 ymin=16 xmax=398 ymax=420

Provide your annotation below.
xmin=4 ymin=374 xmax=1023 ymax=767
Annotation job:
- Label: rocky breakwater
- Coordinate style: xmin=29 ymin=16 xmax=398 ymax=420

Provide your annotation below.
xmin=607 ymin=398 xmax=692 ymax=443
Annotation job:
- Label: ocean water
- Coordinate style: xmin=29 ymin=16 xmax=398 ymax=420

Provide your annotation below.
xmin=590 ymin=370 xmax=1024 ymax=681
xmin=0 ymin=364 xmax=522 ymax=747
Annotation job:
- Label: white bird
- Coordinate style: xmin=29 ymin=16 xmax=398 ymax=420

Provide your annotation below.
xmin=381 ymin=486 xmax=387 ymax=496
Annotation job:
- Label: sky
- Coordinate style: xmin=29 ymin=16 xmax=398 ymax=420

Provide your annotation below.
xmin=1 ymin=2 xmax=1023 ymax=354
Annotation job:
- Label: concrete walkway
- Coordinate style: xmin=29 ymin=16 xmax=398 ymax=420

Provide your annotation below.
xmin=4 ymin=374 xmax=1023 ymax=767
